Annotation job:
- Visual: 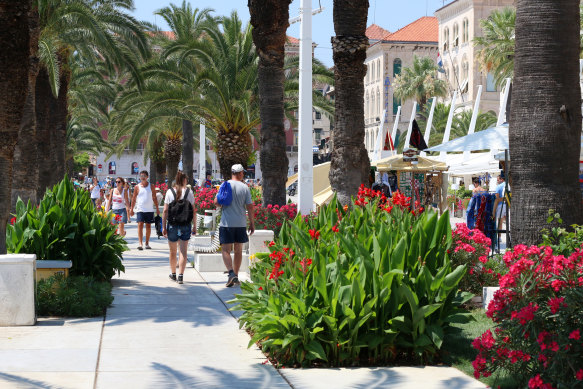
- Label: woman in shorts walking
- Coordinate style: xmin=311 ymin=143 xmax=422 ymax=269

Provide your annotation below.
xmin=90 ymin=177 xmax=102 ymax=209
xmin=107 ymin=177 xmax=130 ymax=237
xmin=162 ymin=171 xmax=195 ymax=284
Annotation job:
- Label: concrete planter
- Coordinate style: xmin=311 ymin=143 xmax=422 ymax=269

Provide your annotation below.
xmin=482 ymin=286 xmax=499 ymax=310
xmin=36 ymin=260 xmax=72 ymax=282
xmin=0 ymin=254 xmax=36 ymax=326
xmin=194 ymin=252 xmax=249 ymax=272
xmin=248 ymin=230 xmax=274 ymax=255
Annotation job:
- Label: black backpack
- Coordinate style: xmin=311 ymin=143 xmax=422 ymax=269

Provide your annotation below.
xmin=168 ymin=188 xmax=194 ymax=226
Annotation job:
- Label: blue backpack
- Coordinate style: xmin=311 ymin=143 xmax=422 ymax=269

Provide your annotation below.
xmin=217 ymin=181 xmax=233 ymax=206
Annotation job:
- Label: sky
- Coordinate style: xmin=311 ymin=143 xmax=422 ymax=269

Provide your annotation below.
xmin=130 ymin=0 xmax=454 ymax=67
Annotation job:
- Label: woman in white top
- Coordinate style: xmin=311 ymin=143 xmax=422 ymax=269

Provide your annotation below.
xmin=162 ymin=171 xmax=196 ymax=284
xmin=107 ymin=177 xmax=130 ymax=237
xmin=90 ymin=177 xmax=102 ymax=209
xmin=130 ymin=170 xmax=160 ymax=250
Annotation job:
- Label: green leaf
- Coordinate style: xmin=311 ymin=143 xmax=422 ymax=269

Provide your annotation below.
xmin=306 ymin=340 xmax=327 ymax=361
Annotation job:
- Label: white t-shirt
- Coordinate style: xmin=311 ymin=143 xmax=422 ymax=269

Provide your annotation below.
xmin=90 ymin=184 xmax=101 ymax=199
xmin=164 ymin=187 xmax=195 ymax=206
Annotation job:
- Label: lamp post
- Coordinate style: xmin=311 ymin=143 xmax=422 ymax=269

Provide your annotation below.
xmin=199 ymin=119 xmax=205 ymax=187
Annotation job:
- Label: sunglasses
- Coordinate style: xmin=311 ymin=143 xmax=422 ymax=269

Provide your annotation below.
xmin=116 ymin=181 xmax=122 ymax=184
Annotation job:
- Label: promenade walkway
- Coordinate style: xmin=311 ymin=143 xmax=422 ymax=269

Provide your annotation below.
xmin=0 ymin=223 xmax=486 ymax=389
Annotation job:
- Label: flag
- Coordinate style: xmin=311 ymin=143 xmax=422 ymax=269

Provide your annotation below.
xmin=437 ymin=52 xmax=445 ymax=73
xmin=410 ymin=119 xmax=428 ymax=150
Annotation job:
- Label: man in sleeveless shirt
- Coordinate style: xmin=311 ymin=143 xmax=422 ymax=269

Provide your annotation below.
xmin=130 ymin=170 xmax=161 ymax=250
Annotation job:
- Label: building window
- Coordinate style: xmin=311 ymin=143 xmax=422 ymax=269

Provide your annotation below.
xmin=315 ymin=111 xmax=321 ymax=120
xmin=371 ymin=93 xmax=376 ymax=118
xmin=365 ymin=64 xmax=369 ymax=83
xmin=314 ymin=128 xmax=322 ymax=145
xmin=393 ymin=58 xmax=402 ymax=77
xmin=377 ymin=59 xmax=381 ymax=80
xmin=443 ymin=28 xmax=450 ymax=52
xmin=372 ymin=62 xmax=376 ymax=81
xmin=365 ymin=92 xmax=369 ymax=119
xmin=393 ymin=94 xmax=400 ymax=115
xmin=486 ymin=73 xmax=497 ymax=92
xmin=463 ymin=18 xmax=469 ymax=43
xmin=108 ymin=162 xmax=116 ymax=175
xmin=453 ymin=23 xmax=459 ymax=48
xmin=376 ymin=89 xmax=381 ymax=118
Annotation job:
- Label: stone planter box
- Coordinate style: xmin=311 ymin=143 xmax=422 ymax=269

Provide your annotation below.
xmin=36 ymin=260 xmax=72 ymax=282
xmin=248 ymin=230 xmax=274 ymax=255
xmin=0 ymin=254 xmax=36 ymax=326
xmin=482 ymin=286 xmax=499 ymax=310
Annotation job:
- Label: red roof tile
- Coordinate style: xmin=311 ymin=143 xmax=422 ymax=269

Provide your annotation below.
xmin=286 ymin=35 xmax=299 ymax=44
xmin=366 ymin=24 xmax=391 ymax=40
xmin=381 ymin=16 xmax=438 ymax=43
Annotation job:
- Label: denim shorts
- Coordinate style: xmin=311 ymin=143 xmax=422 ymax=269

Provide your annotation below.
xmin=167 ymin=223 xmax=192 ymax=242
xmin=112 ymin=208 xmax=127 ymax=224
xmin=136 ymin=212 xmax=154 ymax=223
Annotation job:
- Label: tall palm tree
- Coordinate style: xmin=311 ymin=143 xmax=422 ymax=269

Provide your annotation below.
xmin=510 ymin=0 xmax=583 ymax=244
xmin=0 ymin=0 xmax=38 ymax=254
xmin=417 ymin=102 xmax=453 ymax=148
xmin=393 ymin=56 xmax=447 ymax=113
xmin=329 ymin=0 xmax=370 ymax=205
xmin=34 ymin=0 xmax=149 ymax=192
xmin=248 ymin=0 xmax=291 ymax=206
xmin=474 ymin=7 xmax=516 ymax=89
xmin=453 ymin=109 xmax=497 ymax=135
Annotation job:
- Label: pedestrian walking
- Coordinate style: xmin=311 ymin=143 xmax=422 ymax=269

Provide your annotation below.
xmin=163 ymin=171 xmax=196 ymax=284
xmin=107 ymin=177 xmax=130 ymax=237
xmin=130 ymin=170 xmax=160 ymax=250
xmin=90 ymin=177 xmax=102 ymax=209
xmin=214 ymin=164 xmax=255 ymax=287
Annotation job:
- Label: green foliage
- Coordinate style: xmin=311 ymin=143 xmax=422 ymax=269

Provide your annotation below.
xmin=36 ymin=274 xmax=113 ymax=317
xmin=541 ymin=210 xmax=583 ymax=256
xmin=393 ymin=56 xmax=447 ymax=111
xmin=6 ymin=178 xmax=127 ymax=281
xmin=73 ymin=152 xmax=91 ymax=173
xmin=231 ymin=196 xmax=473 ymax=366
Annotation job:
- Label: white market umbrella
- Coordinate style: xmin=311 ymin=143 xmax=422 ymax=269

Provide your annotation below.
xmin=426 ymin=124 xmax=509 ymax=153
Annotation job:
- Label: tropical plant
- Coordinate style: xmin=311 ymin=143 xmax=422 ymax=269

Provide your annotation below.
xmin=474 ymin=7 xmax=516 ymax=90
xmin=6 ymin=178 xmax=127 ymax=280
xmin=232 ymin=189 xmax=473 ymax=366
xmin=329 ymin=0 xmax=370 ymax=205
xmin=417 ymin=102 xmax=454 ymax=148
xmin=509 ymin=0 xmax=583 ymax=245
xmin=453 ymin=109 xmax=497 ymax=135
xmin=393 ymin=56 xmax=448 ymax=112
xmin=1 ymin=0 xmax=38 ymax=254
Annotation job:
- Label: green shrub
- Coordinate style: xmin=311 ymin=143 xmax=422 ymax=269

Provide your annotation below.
xmin=231 ymin=190 xmax=473 ymax=367
xmin=6 ymin=178 xmax=127 ymax=280
xmin=541 ymin=210 xmax=583 ymax=256
xmin=36 ymin=274 xmax=114 ymax=317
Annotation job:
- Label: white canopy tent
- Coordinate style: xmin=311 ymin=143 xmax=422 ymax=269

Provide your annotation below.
xmin=425 ymin=124 xmax=509 ymax=153
xmin=440 ymin=153 xmax=500 ymax=176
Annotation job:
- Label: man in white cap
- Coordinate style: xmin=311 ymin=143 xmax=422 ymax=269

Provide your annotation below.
xmin=214 ymin=163 xmax=255 ymax=287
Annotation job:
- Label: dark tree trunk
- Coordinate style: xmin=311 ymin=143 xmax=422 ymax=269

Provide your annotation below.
xmin=12 ymin=20 xmax=40 ymax=210
xmin=65 ymin=158 xmax=74 ymax=178
xmin=166 ymin=159 xmax=179 ymax=187
xmin=216 ymin=131 xmax=251 ymax=180
xmin=510 ymin=0 xmax=583 ymax=245
xmin=0 ymin=0 xmax=36 ymax=254
xmin=49 ymin=65 xmax=70 ymax=187
xmin=36 ymin=67 xmax=53 ymax=195
xmin=329 ymin=0 xmax=370 ymax=205
xmin=156 ymin=159 xmax=166 ymax=184
xmin=149 ymin=158 xmax=157 ymax=186
xmin=249 ymin=0 xmax=291 ymax=206
xmin=182 ymin=119 xmax=194 ymax=185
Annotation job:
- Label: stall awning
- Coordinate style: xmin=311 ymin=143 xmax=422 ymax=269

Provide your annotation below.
xmin=285 ymin=162 xmax=331 ymax=195
xmin=426 ymin=124 xmax=509 ymax=152
xmin=373 ymin=154 xmax=448 ymax=172
xmin=313 ymin=186 xmax=334 ymax=206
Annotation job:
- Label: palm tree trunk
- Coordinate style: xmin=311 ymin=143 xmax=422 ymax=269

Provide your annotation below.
xmin=36 ymin=67 xmax=53 ymax=194
xmin=182 ymin=119 xmax=194 ymax=185
xmin=0 ymin=0 xmax=37 ymax=253
xmin=216 ymin=131 xmax=252 ymax=180
xmin=249 ymin=0 xmax=291 ymax=206
xmin=166 ymin=159 xmax=179 ymax=187
xmin=510 ymin=0 xmax=583 ymax=244
xmin=156 ymin=159 xmax=166 ymax=184
xmin=329 ymin=0 xmax=370 ymax=205
xmin=149 ymin=158 xmax=157 ymax=186
xmin=48 ymin=65 xmax=70 ymax=187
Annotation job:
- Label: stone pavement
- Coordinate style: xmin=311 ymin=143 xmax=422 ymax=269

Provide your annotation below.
xmin=0 ymin=223 xmax=486 ymax=389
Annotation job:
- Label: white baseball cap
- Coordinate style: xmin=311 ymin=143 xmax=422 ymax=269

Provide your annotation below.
xmin=231 ymin=164 xmax=246 ymax=173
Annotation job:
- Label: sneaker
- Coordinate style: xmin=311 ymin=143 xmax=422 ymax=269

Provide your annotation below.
xmin=169 ymin=274 xmax=177 ymax=282
xmin=234 ymin=277 xmax=241 ymax=286
xmin=145 ymin=245 xmax=152 ymax=250
xmin=137 ymin=245 xmax=143 ymax=251
xmin=226 ymin=274 xmax=238 ymax=287
xmin=177 ymin=274 xmax=183 ymax=284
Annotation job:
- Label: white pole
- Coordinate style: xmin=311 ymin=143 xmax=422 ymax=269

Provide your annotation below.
xmin=390 ymin=106 xmax=401 ymax=155
xmin=199 ymin=120 xmax=205 ymax=187
xmin=298 ymin=0 xmax=313 ymax=215
xmin=463 ymin=85 xmax=483 ymax=161
xmin=372 ymin=109 xmax=387 ymax=162
xmin=497 ymin=78 xmax=511 ymax=126
xmin=440 ymin=91 xmax=458 ymax=157
xmin=421 ymin=97 xmax=436 ymax=156
xmin=403 ymin=102 xmax=418 ymax=149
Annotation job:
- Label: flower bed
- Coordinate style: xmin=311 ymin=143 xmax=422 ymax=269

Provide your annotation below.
xmin=193 ymin=187 xmax=218 ymax=213
xmin=231 ymin=187 xmax=472 ymax=367
xmin=472 ymin=244 xmax=583 ymax=387
xmin=252 ymin=202 xmax=297 ymax=237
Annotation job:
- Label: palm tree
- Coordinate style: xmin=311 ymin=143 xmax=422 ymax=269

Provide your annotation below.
xmin=393 ymin=56 xmax=447 ymax=113
xmin=453 ymin=109 xmax=497 ymax=135
xmin=474 ymin=7 xmax=516 ymax=89
xmin=329 ymin=0 xmax=370 ymax=205
xmin=34 ymin=0 xmax=149 ymax=192
xmin=510 ymin=0 xmax=583 ymax=244
xmin=248 ymin=0 xmax=291 ymax=206
xmin=417 ymin=102 xmax=453 ymax=148
xmin=65 ymin=117 xmax=110 ymax=177
xmin=0 ymin=0 xmax=38 ymax=254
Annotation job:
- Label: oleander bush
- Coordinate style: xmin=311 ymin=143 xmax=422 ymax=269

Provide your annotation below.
xmin=36 ymin=274 xmax=113 ymax=317
xmin=6 ymin=178 xmax=126 ymax=281
xmin=252 ymin=202 xmax=298 ymax=237
xmin=231 ymin=187 xmax=473 ymax=367
xmin=472 ymin=245 xmax=583 ymax=387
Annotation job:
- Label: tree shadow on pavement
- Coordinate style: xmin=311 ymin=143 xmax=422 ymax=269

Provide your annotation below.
xmin=0 ymin=372 xmax=58 ymax=389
